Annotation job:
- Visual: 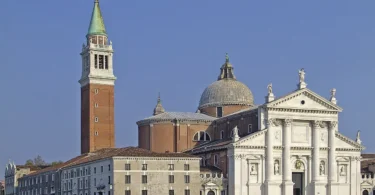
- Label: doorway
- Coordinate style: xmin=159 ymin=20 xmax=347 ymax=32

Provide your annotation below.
xmin=292 ymin=172 xmax=304 ymax=195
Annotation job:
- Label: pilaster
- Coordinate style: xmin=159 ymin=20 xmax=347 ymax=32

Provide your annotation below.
xmin=265 ymin=118 xmax=280 ymax=194
xmin=312 ymin=120 xmax=324 ymax=194
xmin=282 ymin=118 xmax=293 ymax=195
xmin=328 ymin=121 xmax=338 ymax=195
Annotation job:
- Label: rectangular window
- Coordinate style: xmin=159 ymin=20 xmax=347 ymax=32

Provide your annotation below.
xmin=248 ymin=124 xmax=253 ymax=133
xmin=221 ymin=190 xmax=226 ymax=195
xmin=184 ymin=175 xmax=190 ymax=183
xmin=101 ymin=166 xmax=103 ymax=173
xmin=108 ymin=191 xmax=110 ymax=195
xmin=142 ymin=175 xmax=147 ymax=184
xmin=169 ymin=190 xmax=174 ymax=195
xmin=142 ymin=164 xmax=147 ymax=170
xmin=184 ymin=164 xmax=190 ymax=171
xmin=52 ymin=174 xmax=54 ymax=181
xmin=94 ymin=167 xmax=96 ymax=174
xmin=217 ymin=107 xmax=223 ymax=117
xmin=168 ymin=164 xmax=174 ymax=170
xmin=94 ymin=178 xmax=96 ymax=186
xmin=108 ymin=176 xmax=111 ymax=184
xmin=141 ymin=190 xmax=147 ymax=195
xmin=105 ymin=56 xmax=108 ymax=69
xmin=125 ymin=190 xmax=131 ymax=195
xmin=125 ymin=164 xmax=131 ymax=170
xmin=108 ymin=164 xmax=111 ymax=171
xmin=85 ymin=179 xmax=88 ymax=188
xmin=99 ymin=55 xmax=104 ymax=69
xmin=94 ymin=54 xmax=98 ymax=69
xmin=169 ymin=175 xmax=174 ymax=183
xmin=185 ymin=190 xmax=190 ymax=195
xmin=125 ymin=175 xmax=131 ymax=184
xmin=45 ymin=175 xmax=48 ymax=182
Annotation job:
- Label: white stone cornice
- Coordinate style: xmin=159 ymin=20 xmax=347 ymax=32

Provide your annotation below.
xmin=266 ymin=107 xmax=338 ymax=115
xmin=79 ymin=76 xmax=116 ymax=87
xmin=265 ymin=88 xmax=343 ymax=111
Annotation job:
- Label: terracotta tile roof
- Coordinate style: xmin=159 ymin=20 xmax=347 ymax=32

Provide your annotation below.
xmin=200 ymin=166 xmax=222 ymax=173
xmin=65 ymin=147 xmax=199 ymax=168
xmin=26 ymin=154 xmax=88 ymax=177
xmin=16 ymin=165 xmax=51 ymax=171
xmin=362 ymin=153 xmax=375 ymax=159
xmin=25 ymin=147 xmax=199 ymax=177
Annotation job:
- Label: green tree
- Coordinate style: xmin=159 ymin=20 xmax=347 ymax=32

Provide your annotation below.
xmin=33 ymin=155 xmax=47 ymax=166
xmin=25 ymin=159 xmax=34 ymax=166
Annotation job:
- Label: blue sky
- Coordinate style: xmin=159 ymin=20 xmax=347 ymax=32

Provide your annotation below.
xmin=1 ymin=0 xmax=375 ymax=177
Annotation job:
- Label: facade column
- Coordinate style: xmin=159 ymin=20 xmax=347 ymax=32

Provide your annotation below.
xmin=265 ymin=118 xmax=279 ymax=194
xmin=328 ymin=121 xmax=338 ymax=194
xmin=266 ymin=118 xmax=275 ymax=182
xmin=328 ymin=121 xmax=338 ymax=181
xmin=282 ymin=118 xmax=293 ymax=195
xmin=312 ymin=120 xmax=321 ymax=182
xmin=312 ymin=120 xmax=324 ymax=194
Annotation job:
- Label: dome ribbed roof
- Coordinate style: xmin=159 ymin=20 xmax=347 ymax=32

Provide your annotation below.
xmin=198 ymin=53 xmax=254 ymax=109
xmin=199 ymin=79 xmax=254 ymax=108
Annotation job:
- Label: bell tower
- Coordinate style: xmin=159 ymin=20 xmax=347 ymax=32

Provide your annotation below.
xmin=79 ymin=0 xmax=116 ymax=154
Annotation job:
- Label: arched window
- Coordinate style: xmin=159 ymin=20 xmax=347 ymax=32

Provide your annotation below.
xmin=214 ymin=155 xmax=219 ymax=166
xmin=220 ymin=131 xmax=224 ymax=139
xmin=193 ymin=131 xmax=211 ymax=141
xmin=363 ymin=190 xmax=369 ymax=195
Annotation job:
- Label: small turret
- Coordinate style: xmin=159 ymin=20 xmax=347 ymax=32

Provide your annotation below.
xmin=153 ymin=93 xmax=165 ymax=115
xmin=218 ymin=53 xmax=236 ymax=80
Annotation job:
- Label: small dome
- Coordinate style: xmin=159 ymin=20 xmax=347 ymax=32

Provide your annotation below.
xmin=199 ymin=79 xmax=254 ymax=109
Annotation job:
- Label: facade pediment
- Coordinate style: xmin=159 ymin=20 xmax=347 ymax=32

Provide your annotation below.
xmin=335 ymin=132 xmax=364 ymax=151
xmin=234 ymin=130 xmax=266 ymax=147
xmin=265 ymin=88 xmax=343 ymax=112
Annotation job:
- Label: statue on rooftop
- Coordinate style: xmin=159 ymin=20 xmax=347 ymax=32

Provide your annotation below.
xmin=299 ymin=68 xmax=305 ymax=83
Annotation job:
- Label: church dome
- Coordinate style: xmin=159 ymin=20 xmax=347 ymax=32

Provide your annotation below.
xmin=198 ymin=54 xmax=254 ymax=109
xmin=199 ymin=79 xmax=254 ymax=108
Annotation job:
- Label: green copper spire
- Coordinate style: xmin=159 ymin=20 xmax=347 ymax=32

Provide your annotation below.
xmin=87 ymin=0 xmax=107 ymax=36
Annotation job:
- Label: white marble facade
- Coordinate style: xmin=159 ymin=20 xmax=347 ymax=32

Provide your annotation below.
xmin=227 ymin=72 xmax=364 ymax=195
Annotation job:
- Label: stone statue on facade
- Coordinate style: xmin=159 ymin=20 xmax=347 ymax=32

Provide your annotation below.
xmin=320 ymin=162 xmax=325 ymax=175
xmin=331 ymin=88 xmax=336 ymax=98
xmin=297 ymin=68 xmax=307 ymax=89
xmin=356 ymin=130 xmax=362 ymax=144
xmin=340 ymin=166 xmax=346 ymax=176
xmin=232 ymin=126 xmax=240 ymax=142
xmin=250 ymin=164 xmax=257 ymax=175
xmin=274 ymin=160 xmax=280 ymax=175
xmin=267 ymin=83 xmax=273 ymax=94
xmin=266 ymin=83 xmax=275 ymax=103
xmin=299 ymin=68 xmax=305 ymax=83
xmin=330 ymin=88 xmax=337 ymax=104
